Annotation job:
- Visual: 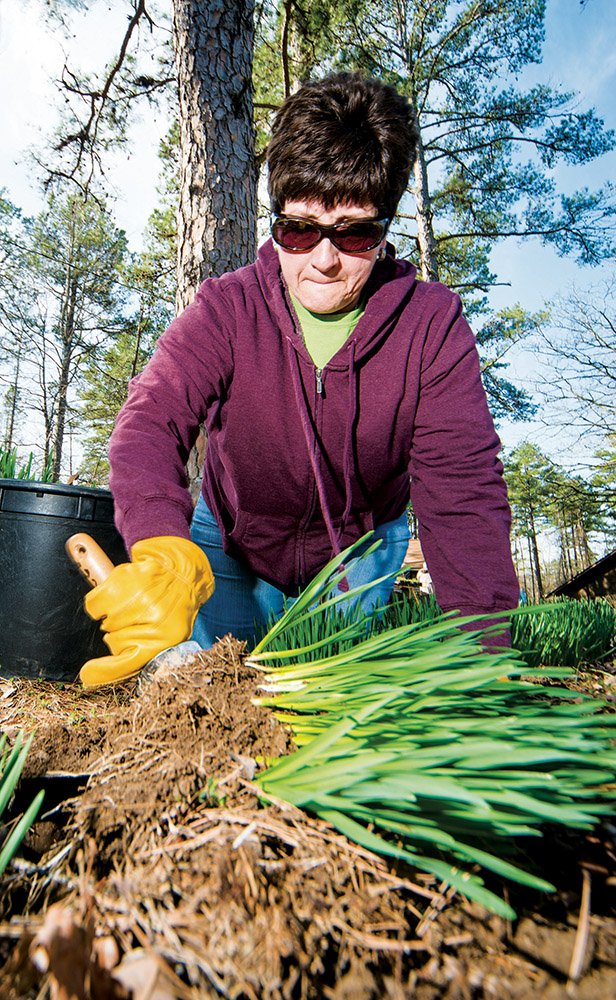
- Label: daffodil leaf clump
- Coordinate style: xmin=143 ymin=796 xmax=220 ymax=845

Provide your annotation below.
xmin=250 ymin=535 xmax=616 ymax=919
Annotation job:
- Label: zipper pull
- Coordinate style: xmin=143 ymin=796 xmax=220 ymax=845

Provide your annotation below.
xmin=316 ymin=368 xmax=323 ymax=395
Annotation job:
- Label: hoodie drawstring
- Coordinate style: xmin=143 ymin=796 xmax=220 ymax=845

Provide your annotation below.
xmin=286 ymin=338 xmax=356 ymax=591
xmin=340 ymin=339 xmax=357 ymax=535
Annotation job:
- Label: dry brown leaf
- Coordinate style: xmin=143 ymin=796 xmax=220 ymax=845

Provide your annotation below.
xmin=28 ymin=903 xmax=131 ymax=1000
xmin=29 ymin=903 xmax=91 ymax=1000
xmin=111 ymin=948 xmax=179 ymax=1000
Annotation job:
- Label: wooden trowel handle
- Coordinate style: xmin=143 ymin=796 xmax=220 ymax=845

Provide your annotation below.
xmin=66 ymin=533 xmax=115 ymax=588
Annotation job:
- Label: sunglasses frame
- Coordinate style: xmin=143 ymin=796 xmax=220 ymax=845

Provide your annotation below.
xmin=270 ymin=214 xmax=389 ymax=254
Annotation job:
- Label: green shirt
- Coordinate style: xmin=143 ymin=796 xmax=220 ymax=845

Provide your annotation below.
xmin=291 ymin=294 xmax=365 ymax=369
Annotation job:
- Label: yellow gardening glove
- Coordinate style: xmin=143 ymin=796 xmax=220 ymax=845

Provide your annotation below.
xmin=79 ymin=536 xmax=215 ymax=688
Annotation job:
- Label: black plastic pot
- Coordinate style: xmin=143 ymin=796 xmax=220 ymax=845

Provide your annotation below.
xmin=0 ymin=480 xmax=128 ymax=681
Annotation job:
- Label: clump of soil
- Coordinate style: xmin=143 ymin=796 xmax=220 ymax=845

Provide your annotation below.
xmin=60 ymin=636 xmax=295 ymax=868
xmin=0 ymin=637 xmax=615 ymax=999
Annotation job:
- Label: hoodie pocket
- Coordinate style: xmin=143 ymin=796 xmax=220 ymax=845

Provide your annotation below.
xmin=225 ymin=508 xmax=300 ymax=590
xmin=224 ymin=507 xmax=383 ymax=592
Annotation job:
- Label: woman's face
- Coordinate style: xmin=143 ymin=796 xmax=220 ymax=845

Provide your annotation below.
xmin=276 ymin=199 xmax=385 ymax=314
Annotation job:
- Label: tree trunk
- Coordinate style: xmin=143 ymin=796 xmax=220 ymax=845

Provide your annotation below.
xmin=569 ymin=522 xmax=580 ymax=573
xmin=131 ymin=304 xmax=146 ymax=380
xmin=578 ymin=521 xmax=592 ymax=567
xmin=3 ymin=340 xmax=22 ymax=450
xmin=281 ymin=0 xmax=310 ymax=96
xmin=51 ymin=266 xmax=78 ymax=481
xmin=559 ymin=541 xmax=569 ymax=582
xmin=525 ymin=534 xmax=537 ymax=602
xmin=172 ymin=0 xmax=257 ymax=312
xmin=52 ymin=340 xmax=72 ymax=481
xmin=527 ymin=507 xmax=544 ymax=600
xmin=560 ymin=509 xmax=573 ymax=577
xmin=411 ymin=120 xmax=439 ymax=282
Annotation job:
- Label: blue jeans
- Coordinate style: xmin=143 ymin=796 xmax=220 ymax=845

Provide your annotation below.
xmin=190 ymin=495 xmax=410 ymax=649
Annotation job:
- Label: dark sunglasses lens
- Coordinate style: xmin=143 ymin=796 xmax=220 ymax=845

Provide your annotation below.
xmin=333 ymin=222 xmax=384 ymax=252
xmin=272 ymin=219 xmax=320 ymax=250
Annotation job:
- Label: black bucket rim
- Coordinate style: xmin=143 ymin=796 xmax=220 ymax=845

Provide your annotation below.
xmin=0 ymin=479 xmax=112 ymax=499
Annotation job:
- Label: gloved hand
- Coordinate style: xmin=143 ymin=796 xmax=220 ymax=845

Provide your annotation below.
xmin=79 ymin=536 xmax=215 ymax=688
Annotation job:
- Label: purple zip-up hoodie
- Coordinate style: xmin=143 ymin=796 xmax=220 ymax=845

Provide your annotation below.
xmin=109 ymin=240 xmax=519 ymax=617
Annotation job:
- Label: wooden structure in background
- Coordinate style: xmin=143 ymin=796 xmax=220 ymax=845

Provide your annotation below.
xmin=402 ymin=539 xmax=425 ymax=574
xmin=548 ymin=549 xmax=616 ymax=605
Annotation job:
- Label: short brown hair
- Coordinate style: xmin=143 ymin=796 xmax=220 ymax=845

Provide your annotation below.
xmin=267 ymin=73 xmax=417 ymax=220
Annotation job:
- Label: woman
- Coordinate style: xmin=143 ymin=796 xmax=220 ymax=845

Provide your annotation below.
xmin=80 ymin=73 xmax=519 ymax=687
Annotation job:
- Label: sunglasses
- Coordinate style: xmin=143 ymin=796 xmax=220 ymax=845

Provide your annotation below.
xmin=271 ymin=214 xmax=389 ymax=254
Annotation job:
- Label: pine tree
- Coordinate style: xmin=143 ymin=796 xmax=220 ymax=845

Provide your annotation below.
xmin=77 ymin=127 xmax=179 ymax=485
xmin=12 ymin=190 xmax=128 ymax=479
xmin=505 ymin=442 xmax=555 ymax=599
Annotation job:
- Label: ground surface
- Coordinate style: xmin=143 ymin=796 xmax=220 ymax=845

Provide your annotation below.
xmin=0 ymin=636 xmax=614 ymax=999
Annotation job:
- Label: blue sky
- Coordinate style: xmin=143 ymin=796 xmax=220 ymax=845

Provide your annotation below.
xmin=1 ymin=0 xmax=615 ymax=470
xmin=490 ymin=0 xmax=616 ymax=312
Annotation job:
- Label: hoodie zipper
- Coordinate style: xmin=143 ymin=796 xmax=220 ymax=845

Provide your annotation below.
xmin=295 ymin=363 xmax=324 ymax=581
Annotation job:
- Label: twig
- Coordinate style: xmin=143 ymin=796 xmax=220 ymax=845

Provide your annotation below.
xmin=415 ymin=881 xmax=457 ymax=937
xmin=330 ymin=916 xmax=428 ymax=954
xmin=567 ymin=866 xmax=592 ymax=990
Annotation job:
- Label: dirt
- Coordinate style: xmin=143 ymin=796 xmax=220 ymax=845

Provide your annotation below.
xmin=0 ymin=636 xmax=614 ymax=999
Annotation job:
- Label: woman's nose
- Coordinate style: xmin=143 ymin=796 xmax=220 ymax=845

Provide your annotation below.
xmin=311 ymin=236 xmax=339 ymax=268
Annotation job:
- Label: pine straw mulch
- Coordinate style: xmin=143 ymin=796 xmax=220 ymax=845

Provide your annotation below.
xmin=0 ymin=636 xmax=614 ymax=999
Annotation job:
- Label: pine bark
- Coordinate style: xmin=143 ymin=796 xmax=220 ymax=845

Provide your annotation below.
xmin=172 ymin=0 xmax=257 ymax=312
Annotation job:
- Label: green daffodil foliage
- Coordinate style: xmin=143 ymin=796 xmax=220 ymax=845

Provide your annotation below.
xmin=249 ymin=535 xmax=616 ymax=919
xmin=0 ymin=732 xmax=44 ymax=878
